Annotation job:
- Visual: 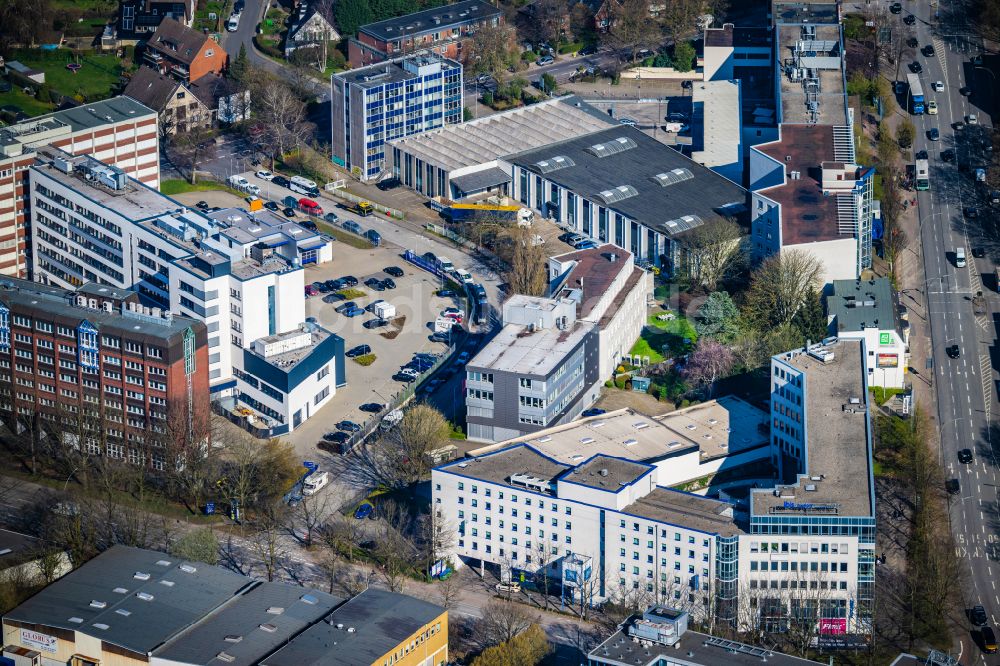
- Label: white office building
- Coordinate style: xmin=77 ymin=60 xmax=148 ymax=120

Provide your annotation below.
xmin=29 ymin=147 xmax=343 ymax=435
xmin=826 ymin=278 xmax=907 ymax=389
xmin=434 ymin=338 xmax=876 ymax=635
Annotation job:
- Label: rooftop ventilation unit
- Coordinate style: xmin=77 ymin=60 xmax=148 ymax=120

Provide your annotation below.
xmin=179 ymin=564 xmax=197 ymax=573
xmin=159 ymin=579 xmax=175 ymax=587
xmin=68 ymin=617 xmax=84 ymax=624
xmin=651 ymin=168 xmax=694 ymax=187
xmin=259 ymin=623 xmax=278 ymax=633
xmin=536 ymin=436 xmax=552 ymax=443
xmin=93 ymin=623 xmax=110 ymax=631
xmin=580 ymin=437 xmax=595 ymax=444
xmin=136 ymin=592 xmax=154 ymax=601
xmin=113 ymin=587 xmax=129 ymax=594
xmin=623 ymin=439 xmax=638 ymax=446
xmin=90 ymin=600 xmax=107 ymax=609
xmin=116 ymin=609 xmax=131 ymax=617
xmin=266 ymin=607 xmax=285 ymax=615
xmin=155 ymin=559 xmax=172 ymax=567
xmin=510 ymin=473 xmax=552 ymax=493
xmin=224 ymin=635 xmax=243 ymax=643
xmin=634 ymin=422 xmax=650 ymax=430
xmin=301 ymin=594 xmax=319 ymax=605
xmin=217 ymin=652 xmax=235 ymax=663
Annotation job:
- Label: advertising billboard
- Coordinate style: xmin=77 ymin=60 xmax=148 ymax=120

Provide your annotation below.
xmin=877 ymin=353 xmax=898 ymax=368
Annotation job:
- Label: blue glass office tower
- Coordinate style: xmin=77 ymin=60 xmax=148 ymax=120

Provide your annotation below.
xmin=331 ymin=54 xmax=463 ymax=181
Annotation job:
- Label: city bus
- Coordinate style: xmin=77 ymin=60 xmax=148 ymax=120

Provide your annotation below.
xmin=915 ymin=158 xmax=929 ymax=190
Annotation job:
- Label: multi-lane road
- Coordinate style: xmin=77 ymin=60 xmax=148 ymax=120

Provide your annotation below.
xmin=904 ymin=0 xmax=1000 ymax=661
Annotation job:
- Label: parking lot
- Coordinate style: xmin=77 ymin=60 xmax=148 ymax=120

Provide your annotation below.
xmin=171 ymin=187 xmax=468 ymax=459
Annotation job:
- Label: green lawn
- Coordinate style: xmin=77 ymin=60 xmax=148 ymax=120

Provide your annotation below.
xmin=629 ymin=313 xmax=698 ymax=363
xmin=12 ymin=50 xmax=122 ymax=101
xmin=0 ymin=88 xmax=56 ymax=118
xmin=159 ymin=179 xmax=244 ymax=196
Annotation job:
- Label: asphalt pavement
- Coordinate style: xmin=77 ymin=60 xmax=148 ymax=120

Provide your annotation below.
xmin=903 ymin=0 xmax=1000 ymax=662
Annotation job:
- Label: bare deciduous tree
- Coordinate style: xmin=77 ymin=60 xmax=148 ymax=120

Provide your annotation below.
xmin=464 ymin=23 xmax=517 ymax=80
xmin=602 ymin=0 xmax=662 ymax=59
xmin=682 ymin=218 xmax=745 ymax=291
xmin=744 ymin=249 xmax=823 ymax=330
xmin=475 ymin=599 xmax=538 ymax=650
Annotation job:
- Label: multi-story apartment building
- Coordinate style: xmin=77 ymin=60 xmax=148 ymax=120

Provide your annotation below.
xmin=331 ymin=54 xmax=463 ymax=181
xmin=435 ymin=338 xmax=875 ymax=636
xmin=142 ymin=18 xmax=228 ymax=84
xmin=0 ymin=277 xmax=209 ymax=466
xmin=546 ymin=245 xmax=654 ymax=381
xmin=348 ymin=0 xmax=502 ymax=66
xmin=826 ymin=278 xmax=908 ymax=389
xmin=0 ymin=96 xmax=158 ymax=277
xmin=2 ymin=545 xmax=447 ymax=666
xmin=29 ymin=148 xmax=342 ymax=435
xmin=465 ymin=294 xmax=600 ymax=443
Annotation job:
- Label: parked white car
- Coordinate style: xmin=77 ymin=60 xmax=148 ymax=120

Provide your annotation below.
xmin=228 ymin=175 xmax=249 ymax=189
xmin=243 ymin=183 xmax=260 ymax=195
xmin=452 ymin=268 xmax=473 ymax=284
xmin=255 ymin=170 xmax=274 ymax=181
xmin=967 ymin=113 xmax=978 ymax=125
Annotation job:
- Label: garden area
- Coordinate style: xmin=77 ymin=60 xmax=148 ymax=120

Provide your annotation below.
xmin=192 ymin=0 xmax=228 ymax=33
xmin=9 ymin=49 xmax=128 ymax=103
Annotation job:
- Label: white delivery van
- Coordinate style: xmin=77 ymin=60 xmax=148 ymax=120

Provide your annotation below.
xmin=956 ymin=247 xmax=967 ymax=267
xmin=434 ymin=316 xmax=454 ymax=333
xmin=226 ymin=13 xmax=240 ymax=31
xmin=437 ymin=256 xmax=454 ymax=272
xmin=302 ymin=471 xmax=329 ymax=495
xmin=228 ymin=174 xmax=249 ymax=189
xmin=517 ymin=207 xmax=534 ymax=227
xmin=373 ymin=301 xmax=396 ymax=319
xmin=453 ymin=268 xmax=473 ymax=284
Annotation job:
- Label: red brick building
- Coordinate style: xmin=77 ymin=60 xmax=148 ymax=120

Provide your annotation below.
xmin=348 ymin=0 xmax=503 ymax=66
xmin=0 ymin=96 xmax=159 ymax=278
xmin=0 ymin=278 xmax=210 ymax=468
xmin=143 ymin=17 xmax=228 ymax=83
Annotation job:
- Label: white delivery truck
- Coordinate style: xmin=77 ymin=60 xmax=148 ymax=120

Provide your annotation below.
xmin=373 ymin=301 xmax=396 ymax=319
xmin=228 ymin=174 xmax=249 ymax=189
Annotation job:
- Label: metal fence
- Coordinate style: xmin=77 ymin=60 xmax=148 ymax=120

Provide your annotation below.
xmin=323 ymin=181 xmax=405 ymax=220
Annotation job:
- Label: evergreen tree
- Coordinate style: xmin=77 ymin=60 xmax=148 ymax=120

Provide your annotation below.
xmin=230 ymin=44 xmax=249 ymax=85
xmin=693 ymin=291 xmax=741 ymax=342
xmin=793 ymin=287 xmax=827 ymax=343
xmin=335 ymin=0 xmax=375 ymax=40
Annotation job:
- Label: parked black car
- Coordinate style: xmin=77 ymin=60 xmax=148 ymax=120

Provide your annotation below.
xmin=272 ymin=175 xmax=290 ymax=187
xmin=346 ymin=344 xmax=371 ymax=357
xmin=381 ymin=278 xmax=396 ymax=289
xmin=384 ymin=266 xmax=404 ymax=277
xmin=376 ymin=177 xmax=401 ymax=191
xmin=364 ymin=318 xmax=389 ymax=329
xmin=339 ymin=275 xmax=359 ymax=287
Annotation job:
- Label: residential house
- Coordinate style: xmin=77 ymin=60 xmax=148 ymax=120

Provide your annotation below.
xmin=116 ymin=0 xmax=196 ymax=43
xmin=285 ymin=5 xmax=340 ymax=58
xmin=348 ymin=0 xmax=502 ymax=66
xmin=142 ymin=17 xmax=228 ymax=84
xmin=123 ymin=66 xmax=212 ymax=135
xmin=189 ymin=72 xmax=250 ymax=124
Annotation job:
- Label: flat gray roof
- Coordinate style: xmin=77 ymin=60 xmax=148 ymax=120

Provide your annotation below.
xmin=776 ymin=22 xmax=847 ymax=125
xmin=828 ymin=278 xmax=900 ymax=334
xmin=260 ymin=589 xmax=444 ymax=666
xmin=25 ymin=96 xmax=154 ymax=133
xmin=623 ymin=488 xmax=744 ymax=536
xmin=437 ymin=444 xmax=570 ymax=490
xmin=472 ymin=398 xmax=768 ymax=470
xmin=32 ymin=148 xmax=189 ymax=222
xmin=0 ymin=277 xmax=199 ymax=340
xmin=335 ymin=54 xmax=460 ymax=90
xmin=507 ymin=126 xmax=748 ymax=239
xmin=4 ymin=546 xmax=250 ymax=655
xmin=389 ymin=97 xmax=613 ymax=174
xmin=468 ymin=319 xmax=594 ymax=377
xmin=359 ymin=0 xmax=501 ymax=42
xmin=691 ymin=80 xmax=741 ymax=169
xmin=560 ymin=455 xmax=653 ymax=491
xmin=753 ymin=339 xmax=874 ymax=518
xmin=154 ymin=582 xmax=341 ymax=666
xmin=591 ymin=625 xmax=825 ymax=665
